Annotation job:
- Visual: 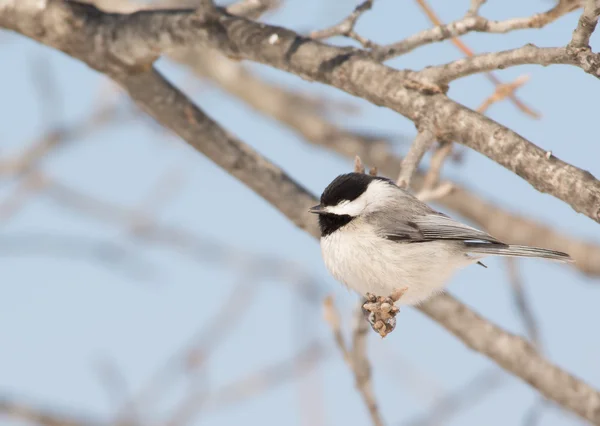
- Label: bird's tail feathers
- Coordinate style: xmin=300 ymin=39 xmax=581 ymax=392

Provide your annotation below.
xmin=465 ymin=242 xmax=572 ymax=263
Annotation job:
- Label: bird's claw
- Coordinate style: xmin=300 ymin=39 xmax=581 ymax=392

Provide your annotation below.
xmin=361 ymin=287 xmax=407 ymax=338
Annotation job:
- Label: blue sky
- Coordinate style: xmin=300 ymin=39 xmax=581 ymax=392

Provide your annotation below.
xmin=1 ymin=1 xmax=599 ymax=425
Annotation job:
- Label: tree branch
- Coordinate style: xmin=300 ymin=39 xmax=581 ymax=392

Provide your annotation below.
xmin=3 ymin=0 xmax=600 ymax=224
xmin=419 ymin=293 xmax=600 ymax=424
xmin=166 ymin=45 xmax=600 ymax=277
xmin=0 ymin=397 xmax=98 ymax=426
xmin=370 ymin=0 xmax=580 ymax=61
xmin=569 ymin=0 xmax=600 ymax=49
xmin=397 ymin=126 xmax=435 ymax=189
xmin=310 ymin=0 xmax=376 ymax=49
xmin=413 ymin=0 xmax=538 ymax=118
xmin=419 ymin=45 xmax=598 ymax=83
xmin=226 ymin=0 xmax=280 ymax=20
xmin=323 ymin=297 xmax=383 ymax=426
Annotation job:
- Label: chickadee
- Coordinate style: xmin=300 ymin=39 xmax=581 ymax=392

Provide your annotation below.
xmin=309 ymin=172 xmax=572 ymax=306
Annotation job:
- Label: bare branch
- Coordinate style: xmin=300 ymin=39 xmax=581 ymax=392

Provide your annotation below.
xmin=4 ymin=1 xmax=600 ymax=224
xmin=476 ymin=75 xmax=530 ymax=113
xmin=167 ymin=341 xmax=326 ymax=424
xmin=310 ymin=0 xmax=375 ymax=48
xmin=418 ymin=45 xmax=598 ymax=83
xmin=506 ymin=259 xmax=541 ymax=347
xmin=370 ymin=0 xmax=580 ymax=61
xmin=506 ymin=258 xmax=547 ymax=425
xmin=116 ymin=277 xmax=259 ymax=424
xmin=0 ymin=103 xmax=120 ymax=177
xmin=0 ymin=232 xmax=158 ymax=281
xmin=419 ymin=293 xmax=600 ymax=423
xmin=420 ymin=141 xmax=453 ymax=191
xmin=0 ymin=101 xmax=124 ymax=221
xmin=416 ymin=181 xmax=454 ymax=202
xmin=404 ymin=369 xmax=504 ymax=426
xmin=397 ymin=126 xmax=435 ymax=189
xmin=413 ymin=0 xmax=537 ymax=118
xmin=323 ymin=297 xmax=384 ymax=426
xmin=0 ymin=397 xmax=100 ymax=426
xmin=226 ymin=0 xmax=281 ymax=19
xmin=569 ymin=0 xmax=600 ymax=49
xmin=466 ymin=0 xmax=487 ymax=17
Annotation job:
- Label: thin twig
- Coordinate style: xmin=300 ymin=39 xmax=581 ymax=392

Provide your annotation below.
xmin=415 ymin=73 xmax=529 ymax=202
xmin=115 ymin=276 xmax=259 ymax=424
xmin=166 ymin=341 xmax=326 ymax=426
xmin=403 ymin=369 xmax=505 ymax=426
xmin=506 ymin=258 xmax=541 ymax=347
xmin=505 ymin=258 xmax=547 ymax=426
xmin=415 ymin=141 xmax=454 ymax=202
xmin=372 ymin=0 xmax=579 ymax=61
xmin=397 ymin=126 xmax=435 ymax=189
xmin=0 ymin=397 xmax=98 ymax=426
xmin=476 ymin=75 xmax=531 ymax=113
xmin=412 ymin=0 xmax=538 ymax=118
xmin=466 ymin=0 xmax=487 ymax=17
xmin=323 ymin=297 xmax=384 ymax=426
xmin=310 ymin=0 xmax=376 ymax=48
xmin=226 ymin=0 xmax=281 ymax=19
xmin=354 ymin=154 xmax=366 ymax=174
xmin=416 ymin=181 xmax=454 ymax=202
xmin=415 ymin=72 xmax=529 ymax=202
xmin=0 ymin=231 xmax=158 ymax=281
xmin=0 ymin=102 xmax=124 ymax=221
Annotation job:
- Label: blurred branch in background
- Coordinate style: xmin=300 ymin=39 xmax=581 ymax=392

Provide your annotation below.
xmin=0 ymin=232 xmax=159 ymax=281
xmin=403 ymin=369 xmax=505 ymax=426
xmin=0 ymin=397 xmax=97 ymax=426
xmin=324 ymin=296 xmax=383 ymax=426
xmin=506 ymin=258 xmax=547 ymax=426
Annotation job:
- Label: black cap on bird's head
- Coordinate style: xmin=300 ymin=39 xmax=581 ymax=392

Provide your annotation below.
xmin=309 ymin=173 xmax=393 ymax=214
xmin=309 ymin=173 xmax=394 ymax=236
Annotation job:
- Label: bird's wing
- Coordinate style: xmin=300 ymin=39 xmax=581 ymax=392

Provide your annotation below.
xmin=369 ymin=196 xmax=503 ymax=244
xmin=411 ymin=213 xmax=503 ymax=244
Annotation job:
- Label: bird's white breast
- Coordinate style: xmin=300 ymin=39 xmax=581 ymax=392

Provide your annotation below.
xmin=320 ymin=221 xmax=474 ymax=305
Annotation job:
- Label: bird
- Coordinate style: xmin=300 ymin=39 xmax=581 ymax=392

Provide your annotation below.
xmin=309 ymin=172 xmax=572 ymax=311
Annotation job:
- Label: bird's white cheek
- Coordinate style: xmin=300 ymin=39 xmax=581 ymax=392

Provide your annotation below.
xmin=324 ymin=199 xmax=365 ymax=216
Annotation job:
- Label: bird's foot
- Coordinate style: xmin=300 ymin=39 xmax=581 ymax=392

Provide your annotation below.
xmin=361 ymin=287 xmax=408 ymax=338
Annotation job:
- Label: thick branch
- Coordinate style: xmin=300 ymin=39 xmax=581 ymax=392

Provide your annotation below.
xmin=569 ymin=0 xmax=600 ymax=49
xmin=420 ymin=294 xmax=600 ymax=424
xmin=3 ymin=0 xmax=600 ymax=223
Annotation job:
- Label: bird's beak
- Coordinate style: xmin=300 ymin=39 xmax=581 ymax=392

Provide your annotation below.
xmin=309 ymin=204 xmax=324 ymax=214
